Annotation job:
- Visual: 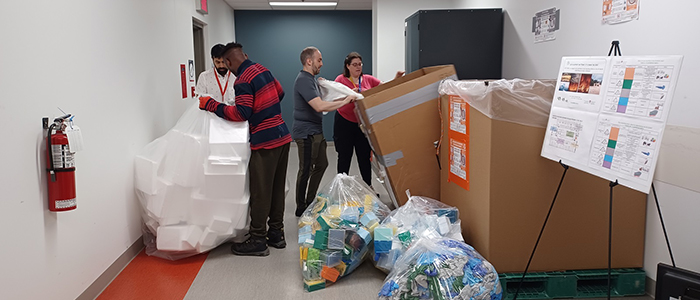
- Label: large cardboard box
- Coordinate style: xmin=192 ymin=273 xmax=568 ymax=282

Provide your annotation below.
xmin=439 ymin=79 xmax=646 ymax=273
xmin=356 ymin=65 xmax=457 ymax=206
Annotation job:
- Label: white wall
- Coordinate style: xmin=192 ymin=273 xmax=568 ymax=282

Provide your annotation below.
xmin=0 ymin=0 xmax=234 ymax=299
xmin=374 ymin=0 xmax=700 ymax=279
xmin=202 ymin=0 xmax=237 ymax=48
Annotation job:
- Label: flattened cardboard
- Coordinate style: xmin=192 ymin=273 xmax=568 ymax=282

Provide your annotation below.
xmin=439 ymin=86 xmax=646 ymax=273
xmin=356 ymin=65 xmax=457 ymax=205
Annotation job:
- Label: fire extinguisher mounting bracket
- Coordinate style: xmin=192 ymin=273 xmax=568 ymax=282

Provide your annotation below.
xmin=42 ymin=117 xmax=49 ymax=129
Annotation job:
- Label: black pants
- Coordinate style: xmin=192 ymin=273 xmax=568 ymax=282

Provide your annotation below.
xmin=248 ymin=143 xmax=290 ymax=237
xmin=333 ymin=112 xmax=372 ymax=187
xmin=295 ymin=134 xmax=328 ymax=209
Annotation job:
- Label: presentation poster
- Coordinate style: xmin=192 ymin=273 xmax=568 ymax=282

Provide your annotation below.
xmin=542 ymin=56 xmax=683 ymax=193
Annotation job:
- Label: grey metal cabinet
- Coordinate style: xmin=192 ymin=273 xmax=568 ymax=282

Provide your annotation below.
xmin=405 ymin=9 xmax=504 ymax=80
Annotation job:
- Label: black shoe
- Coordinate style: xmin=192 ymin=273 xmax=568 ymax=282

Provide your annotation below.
xmin=267 ymin=228 xmax=286 ymax=249
xmin=231 ymin=235 xmax=269 ymax=256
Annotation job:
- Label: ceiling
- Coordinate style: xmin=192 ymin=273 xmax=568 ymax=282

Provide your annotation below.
xmin=224 ymin=0 xmax=372 ymax=10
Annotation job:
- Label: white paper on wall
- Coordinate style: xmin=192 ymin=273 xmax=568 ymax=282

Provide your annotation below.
xmin=602 ymin=0 xmax=640 ymax=25
xmin=532 ymin=7 xmax=560 ymax=43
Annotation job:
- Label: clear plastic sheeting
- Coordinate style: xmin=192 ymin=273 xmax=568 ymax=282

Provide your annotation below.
xmin=317 ymin=78 xmax=364 ymax=102
xmin=134 ymin=103 xmax=251 ymax=260
xmin=298 ymin=173 xmax=391 ymax=292
xmin=373 ymin=195 xmax=462 ymax=273
xmin=438 ymin=79 xmax=556 ymax=128
xmin=378 ymin=238 xmax=503 ymax=300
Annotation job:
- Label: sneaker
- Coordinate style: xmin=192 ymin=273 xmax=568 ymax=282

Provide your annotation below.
xmin=231 ymin=235 xmax=269 ymax=256
xmin=267 ymin=228 xmax=286 ymax=249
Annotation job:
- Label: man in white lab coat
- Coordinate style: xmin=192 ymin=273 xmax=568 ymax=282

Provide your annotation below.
xmin=195 ymin=44 xmax=236 ymax=105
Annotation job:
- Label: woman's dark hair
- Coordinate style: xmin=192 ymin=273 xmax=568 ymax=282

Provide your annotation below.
xmin=343 ymin=52 xmax=362 ymax=77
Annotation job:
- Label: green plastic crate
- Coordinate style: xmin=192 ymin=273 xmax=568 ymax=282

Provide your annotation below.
xmin=499 ymin=268 xmax=646 ymax=300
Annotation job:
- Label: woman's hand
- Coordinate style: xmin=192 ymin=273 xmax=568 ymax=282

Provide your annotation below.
xmin=394 ymin=71 xmax=406 ymax=79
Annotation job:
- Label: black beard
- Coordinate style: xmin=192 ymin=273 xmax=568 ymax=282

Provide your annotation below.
xmin=217 ymin=68 xmax=228 ymax=76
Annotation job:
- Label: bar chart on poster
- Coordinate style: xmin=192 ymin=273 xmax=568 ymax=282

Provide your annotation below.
xmin=541 ymin=56 xmax=683 ymax=193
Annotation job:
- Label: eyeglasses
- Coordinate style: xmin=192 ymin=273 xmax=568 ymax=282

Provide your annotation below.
xmin=350 ymin=63 xmax=363 ymax=67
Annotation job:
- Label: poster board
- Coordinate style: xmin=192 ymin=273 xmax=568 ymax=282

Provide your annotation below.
xmin=541 ymin=56 xmax=683 ymax=193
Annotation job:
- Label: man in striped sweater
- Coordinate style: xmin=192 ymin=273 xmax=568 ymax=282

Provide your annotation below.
xmin=199 ymin=42 xmax=291 ymax=256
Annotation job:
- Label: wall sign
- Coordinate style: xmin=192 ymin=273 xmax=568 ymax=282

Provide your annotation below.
xmin=196 ymin=0 xmax=208 ymax=15
xmin=532 ymin=7 xmax=560 ymax=43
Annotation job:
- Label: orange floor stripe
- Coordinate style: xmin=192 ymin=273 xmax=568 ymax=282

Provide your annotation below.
xmin=97 ymin=250 xmax=208 ymax=300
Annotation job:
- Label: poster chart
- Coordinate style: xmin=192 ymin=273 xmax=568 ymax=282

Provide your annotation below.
xmin=541 ymin=56 xmax=682 ymax=193
xmin=602 ymin=0 xmax=640 ymax=25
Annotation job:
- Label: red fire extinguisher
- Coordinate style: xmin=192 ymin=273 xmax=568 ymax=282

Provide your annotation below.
xmin=46 ymin=115 xmax=77 ymax=211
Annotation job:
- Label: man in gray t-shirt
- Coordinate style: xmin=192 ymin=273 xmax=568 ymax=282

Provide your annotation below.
xmin=292 ymin=46 xmax=355 ymax=217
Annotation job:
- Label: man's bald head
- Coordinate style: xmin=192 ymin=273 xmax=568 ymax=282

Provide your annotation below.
xmin=221 ymin=42 xmax=247 ymax=75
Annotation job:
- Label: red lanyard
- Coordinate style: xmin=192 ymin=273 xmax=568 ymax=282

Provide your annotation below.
xmin=215 ymin=71 xmax=230 ymax=99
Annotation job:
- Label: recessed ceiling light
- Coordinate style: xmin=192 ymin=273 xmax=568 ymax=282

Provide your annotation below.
xmin=269 ymin=1 xmax=338 ymax=7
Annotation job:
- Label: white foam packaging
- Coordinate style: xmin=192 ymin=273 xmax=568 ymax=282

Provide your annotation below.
xmin=199 ymin=228 xmax=218 ymax=248
xmin=161 ymin=130 xmax=207 ymax=187
xmin=209 ymin=118 xmax=250 ymax=159
xmin=156 ymin=225 xmax=195 ymax=251
xmin=203 ymin=172 xmax=247 ymax=199
xmin=134 ymin=103 xmax=253 ymax=260
xmin=185 ymin=226 xmax=203 ymax=248
xmin=135 ymin=139 xmax=167 ymax=194
xmin=205 ymin=156 xmax=247 ymax=175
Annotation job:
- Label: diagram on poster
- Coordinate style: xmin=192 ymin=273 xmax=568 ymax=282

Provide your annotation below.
xmin=543 ymin=106 xmax=598 ymax=163
xmin=542 ymin=55 xmax=682 ymax=193
xmin=548 ymin=115 xmax=583 ymax=153
xmin=603 ymin=57 xmax=676 ymax=120
xmin=588 ymin=116 xmax=662 ymax=183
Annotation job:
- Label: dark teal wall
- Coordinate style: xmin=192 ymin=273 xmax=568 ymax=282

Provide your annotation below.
xmin=234 ymin=10 xmax=373 ymax=141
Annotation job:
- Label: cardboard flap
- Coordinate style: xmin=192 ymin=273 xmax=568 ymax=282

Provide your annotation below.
xmin=355 ymin=65 xmax=457 ymax=205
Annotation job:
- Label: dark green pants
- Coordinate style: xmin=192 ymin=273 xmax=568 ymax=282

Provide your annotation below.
xmin=248 ymin=143 xmax=290 ymax=238
xmin=295 ymin=134 xmax=328 ymax=210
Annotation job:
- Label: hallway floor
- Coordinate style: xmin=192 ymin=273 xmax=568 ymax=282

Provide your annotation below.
xmin=98 ymin=144 xmax=392 ymax=299
xmin=96 ymin=145 xmax=655 ymax=300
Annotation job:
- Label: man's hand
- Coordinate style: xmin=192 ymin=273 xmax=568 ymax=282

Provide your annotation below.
xmin=394 ymin=71 xmax=406 ymax=79
xmin=344 ymin=95 xmax=357 ymax=104
xmin=199 ymin=96 xmax=218 ymax=111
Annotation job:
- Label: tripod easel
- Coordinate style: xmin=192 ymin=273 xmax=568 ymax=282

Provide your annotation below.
xmin=512 ymin=40 xmax=676 ymax=300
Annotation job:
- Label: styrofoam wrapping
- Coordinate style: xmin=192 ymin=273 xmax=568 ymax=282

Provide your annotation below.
xmin=157 ymin=225 xmax=195 ymax=251
xmin=203 ymin=172 xmax=247 ymax=200
xmin=135 ymin=103 xmax=254 ymax=260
